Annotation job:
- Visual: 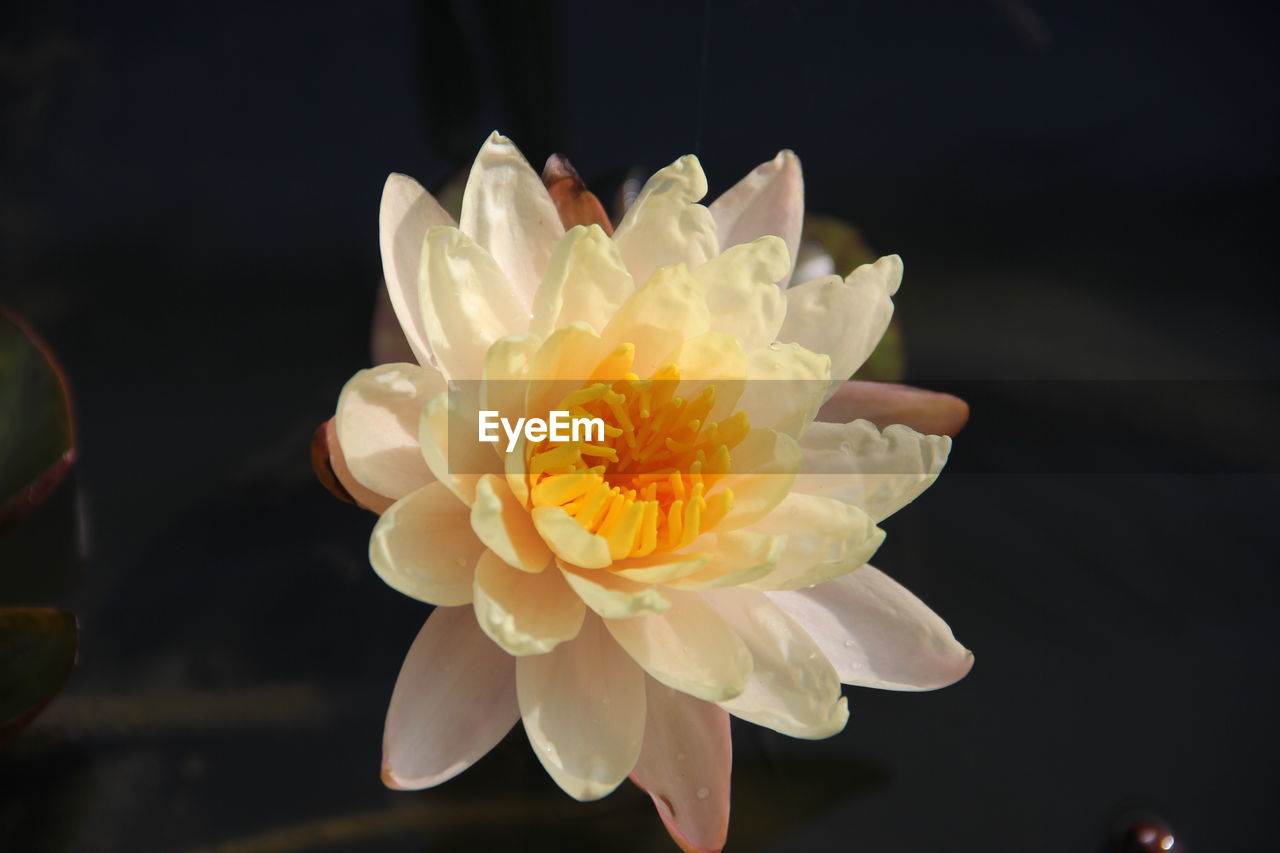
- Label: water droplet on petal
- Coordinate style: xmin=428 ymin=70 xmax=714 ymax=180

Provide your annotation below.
xmin=768 ymin=341 xmax=782 ymax=351
xmin=696 ymin=787 xmax=710 ymax=799
xmin=676 ymin=752 xmax=686 ymax=761
xmin=455 ymin=556 xmax=468 ymax=567
xmin=839 ymin=441 xmax=852 ymax=454
xmin=844 ymin=639 xmax=857 ymax=648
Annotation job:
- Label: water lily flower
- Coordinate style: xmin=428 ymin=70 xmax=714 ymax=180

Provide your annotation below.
xmin=324 ymin=133 xmax=972 ymax=852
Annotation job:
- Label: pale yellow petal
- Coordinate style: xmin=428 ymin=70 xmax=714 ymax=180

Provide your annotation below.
xmin=691 ymin=236 xmax=788 ymax=351
xmin=531 ymin=506 xmax=612 ymax=569
xmin=711 ymin=428 xmax=802 ymax=532
xmin=663 ymin=530 xmax=784 ymax=590
xmin=470 ymin=474 xmax=552 ymax=573
xmin=335 ymin=362 xmax=443 ymax=501
xmin=419 ymin=225 xmax=529 ymax=381
xmin=605 ymin=588 xmax=751 ymax=703
xmin=601 ymin=264 xmax=710 ymax=378
xmin=530 ymin=224 xmax=634 ymax=339
xmin=704 ymin=587 xmax=848 ymax=738
xmin=795 ymin=420 xmax=951 ymax=522
xmin=559 ymin=562 xmax=671 ymax=619
xmin=368 ymin=482 xmax=483 ymax=606
xmin=735 ymin=342 xmax=831 ymax=437
xmin=780 ymin=255 xmax=901 ymax=397
xmin=419 ymin=391 xmax=503 ymax=505
xmin=473 ymin=550 xmax=585 ymax=656
xmin=517 ymin=614 xmax=646 ymax=800
xmin=612 ymin=155 xmax=719 ymax=285
xmin=742 ymin=492 xmax=885 ymax=590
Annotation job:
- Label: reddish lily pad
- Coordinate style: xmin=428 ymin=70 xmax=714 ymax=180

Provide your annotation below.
xmin=0 ymin=309 xmax=75 ymax=531
xmin=0 ymin=607 xmax=77 ymax=738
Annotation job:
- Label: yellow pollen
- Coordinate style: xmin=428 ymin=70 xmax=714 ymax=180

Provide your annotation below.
xmin=526 ymin=345 xmax=748 ymax=561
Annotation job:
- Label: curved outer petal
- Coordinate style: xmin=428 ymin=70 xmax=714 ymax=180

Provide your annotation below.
xmin=530 ymin=224 xmax=634 ymax=339
xmin=743 ymin=492 xmax=885 ymax=591
xmin=380 ymin=173 xmax=456 ymax=367
xmin=690 ymin=236 xmax=789 ymax=352
xmin=794 ymin=420 xmax=951 ymax=522
xmin=473 ymin=550 xmax=585 ymax=656
xmin=517 ymin=614 xmax=647 ymax=800
xmin=459 ymin=132 xmax=566 ymax=308
xmin=320 ymin=417 xmax=393 ymax=513
xmin=382 ymin=606 xmax=519 ymax=789
xmin=702 ymin=588 xmax=849 ymax=739
xmin=369 ymin=483 xmax=484 ymax=606
xmin=471 ymin=474 xmax=552 ymax=572
xmin=817 ymin=380 xmax=971 ymax=437
xmin=560 ymin=563 xmax=671 ymax=619
xmin=630 ymin=679 xmax=732 ymax=853
xmin=709 ymin=149 xmax=803 ymax=285
xmin=780 ymin=255 xmax=902 ymax=397
xmin=612 ymin=155 xmax=719 ymax=286
xmin=419 ymin=226 xmax=529 ymax=382
xmin=605 ymin=589 xmax=752 ymax=703
xmin=735 ymin=343 xmax=831 ymax=438
xmin=335 ymin=362 xmax=444 ymax=503
xmin=765 ymin=565 xmax=973 ymax=691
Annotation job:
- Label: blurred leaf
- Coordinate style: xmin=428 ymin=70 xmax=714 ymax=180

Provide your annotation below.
xmin=0 ymin=607 xmax=77 ymax=738
xmin=800 ymin=215 xmax=906 ymax=383
xmin=0 ymin=309 xmax=75 ymax=529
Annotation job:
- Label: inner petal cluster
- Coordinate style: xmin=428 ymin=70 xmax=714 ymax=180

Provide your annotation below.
xmin=527 ymin=343 xmax=749 ymax=560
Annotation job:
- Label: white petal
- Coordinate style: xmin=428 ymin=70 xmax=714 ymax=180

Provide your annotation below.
xmin=708 ymin=150 xmax=803 ymax=285
xmin=795 ymin=419 xmax=951 ymax=521
xmin=419 ymin=225 xmax=529 ymax=382
xmin=766 ymin=565 xmax=973 ymax=690
xmin=459 ymin=132 xmax=565 ymax=307
xmin=530 ymin=224 xmax=634 ymax=339
xmin=612 ymin=155 xmax=719 ymax=286
xmin=743 ymin=491 xmax=885 ymax=590
xmin=383 ymin=606 xmax=518 ymax=789
xmin=691 ymin=236 xmax=789 ymax=352
xmin=335 ymin=363 xmax=443 ymax=502
xmin=630 ymin=679 xmax=732 ymax=853
xmin=473 ymin=550 xmax=585 ymax=656
xmin=517 ymin=614 xmax=646 ymax=800
xmin=605 ymin=588 xmax=751 ymax=703
xmin=702 ymin=588 xmax=848 ymax=739
xmin=369 ymin=483 xmax=484 ymax=606
xmin=779 ymin=255 xmax=901 ymax=396
xmin=379 ymin=173 xmax=455 ymax=367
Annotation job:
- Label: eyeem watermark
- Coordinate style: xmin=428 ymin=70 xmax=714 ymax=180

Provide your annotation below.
xmin=478 ymin=410 xmax=607 ymax=453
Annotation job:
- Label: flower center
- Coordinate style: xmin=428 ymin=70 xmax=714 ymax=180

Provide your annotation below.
xmin=527 ymin=344 xmax=748 ymax=560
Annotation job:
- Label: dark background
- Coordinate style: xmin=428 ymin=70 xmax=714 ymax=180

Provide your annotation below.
xmin=2 ymin=1 xmax=1278 ymax=850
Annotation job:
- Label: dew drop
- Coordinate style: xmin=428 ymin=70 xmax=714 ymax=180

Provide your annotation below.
xmin=839 ymin=441 xmax=852 ymax=454
xmin=696 ymin=787 xmax=710 ymax=800
xmin=843 ymin=639 xmax=856 ymax=648
xmin=768 ymin=341 xmax=782 ymax=351
xmin=676 ymin=752 xmax=686 ymax=761
xmin=455 ymin=556 xmax=468 ymax=567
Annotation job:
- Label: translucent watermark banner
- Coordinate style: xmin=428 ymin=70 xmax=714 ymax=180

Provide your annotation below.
xmin=433 ymin=379 xmax=1279 ymax=476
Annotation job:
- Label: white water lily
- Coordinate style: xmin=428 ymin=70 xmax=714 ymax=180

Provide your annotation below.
xmin=326 ymin=132 xmax=972 ymax=852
